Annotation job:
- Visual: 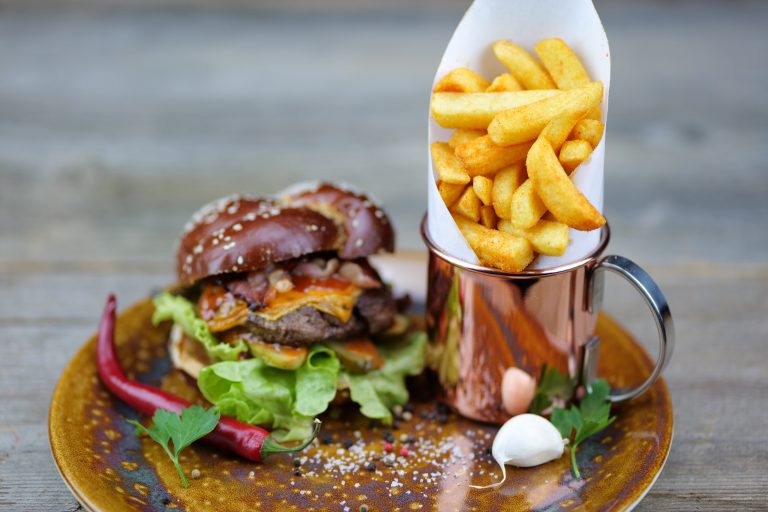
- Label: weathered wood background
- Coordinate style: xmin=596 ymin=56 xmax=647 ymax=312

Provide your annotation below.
xmin=1 ymin=0 xmax=767 ymax=510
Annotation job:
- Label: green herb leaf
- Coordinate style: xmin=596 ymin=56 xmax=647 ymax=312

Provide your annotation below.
xmin=129 ymin=406 xmax=220 ymax=487
xmin=529 ymin=364 xmax=576 ymax=415
xmin=550 ymin=379 xmax=614 ymax=479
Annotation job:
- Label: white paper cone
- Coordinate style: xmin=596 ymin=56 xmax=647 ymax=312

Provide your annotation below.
xmin=427 ymin=0 xmax=610 ymax=269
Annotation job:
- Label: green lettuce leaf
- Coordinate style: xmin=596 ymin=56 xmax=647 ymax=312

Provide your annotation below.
xmin=152 ymin=292 xmax=247 ymax=361
xmin=345 ymin=331 xmax=427 ymax=424
xmin=197 ymin=344 xmax=340 ymax=442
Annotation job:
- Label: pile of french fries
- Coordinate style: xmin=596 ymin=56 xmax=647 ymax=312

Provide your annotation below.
xmin=430 ymin=38 xmax=606 ymax=273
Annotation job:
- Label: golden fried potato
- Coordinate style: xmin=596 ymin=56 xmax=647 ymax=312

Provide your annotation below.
xmin=571 ymin=118 xmax=604 ymax=148
xmin=498 ymin=218 xmax=570 ymax=256
xmin=450 ymin=186 xmax=482 ymax=222
xmin=456 ymin=136 xmax=532 ymax=176
xmin=486 ymin=73 xmax=522 ymax=92
xmin=433 ymin=67 xmax=491 ymax=93
xmin=473 ymin=176 xmax=494 ymax=205
xmin=534 ymin=38 xmax=602 ymax=120
xmin=453 ymin=214 xmax=534 ymax=273
xmin=448 ymin=129 xmax=486 ymax=149
xmin=527 ymin=137 xmax=605 ymax=231
xmin=430 ymin=90 xmax=560 ymax=130
xmin=534 ymin=38 xmax=591 ymax=90
xmin=491 ymin=163 xmax=527 ymax=219
xmin=488 ymin=82 xmax=603 ymax=146
xmin=540 ymin=110 xmax=589 ymax=153
xmin=437 ymin=181 xmax=466 ymax=208
xmin=510 ymin=179 xmax=548 ymax=229
xmin=559 ymin=139 xmax=593 ymax=173
xmin=430 ymin=142 xmax=470 ymax=185
xmin=492 ymin=41 xmax=556 ymax=90
xmin=479 ymin=205 xmax=498 ymax=229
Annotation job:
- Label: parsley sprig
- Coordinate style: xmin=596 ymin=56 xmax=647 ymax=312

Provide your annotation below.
xmin=529 ymin=364 xmax=576 ymax=415
xmin=550 ymin=379 xmax=615 ymax=478
xmin=129 ymin=406 xmax=221 ymax=487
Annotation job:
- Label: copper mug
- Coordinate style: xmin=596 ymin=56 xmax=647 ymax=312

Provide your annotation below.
xmin=421 ymin=216 xmax=674 ymax=424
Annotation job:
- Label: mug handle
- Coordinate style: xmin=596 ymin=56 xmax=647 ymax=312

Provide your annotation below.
xmin=583 ymin=255 xmax=675 ymax=402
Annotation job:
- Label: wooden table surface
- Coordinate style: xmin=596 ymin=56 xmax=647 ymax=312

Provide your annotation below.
xmin=1 ymin=1 xmax=766 ymax=510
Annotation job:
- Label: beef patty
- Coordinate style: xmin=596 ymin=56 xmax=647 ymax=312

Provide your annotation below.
xmin=245 ymin=287 xmax=396 ymax=346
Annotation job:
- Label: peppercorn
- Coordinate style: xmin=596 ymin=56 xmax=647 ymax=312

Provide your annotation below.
xmin=343 ymin=439 xmax=354 ymax=449
xmin=392 ymin=420 xmax=401 ymax=430
xmin=383 ymin=442 xmax=393 ymax=453
xmin=365 ymin=461 xmax=376 ymax=472
xmin=321 ymin=435 xmax=333 ymax=445
xmin=383 ymin=431 xmax=394 ymax=443
xmin=403 ymin=403 xmax=414 ymax=413
xmin=399 ymin=433 xmax=409 ymax=443
xmin=399 ymin=447 xmax=409 ymax=457
xmin=437 ymin=413 xmax=448 ymax=425
xmin=402 ymin=411 xmax=413 ymax=422
xmin=294 ymin=469 xmax=302 ymax=477
xmin=292 ymin=458 xmax=302 ymax=467
xmin=359 ymin=505 xmax=369 ymax=512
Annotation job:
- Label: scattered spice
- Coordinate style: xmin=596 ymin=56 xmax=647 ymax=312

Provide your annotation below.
xmin=402 ymin=411 xmax=413 ymax=422
xmin=191 ymin=469 xmax=201 ymax=480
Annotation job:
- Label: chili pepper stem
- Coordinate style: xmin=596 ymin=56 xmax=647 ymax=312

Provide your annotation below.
xmin=261 ymin=419 xmax=322 ymax=458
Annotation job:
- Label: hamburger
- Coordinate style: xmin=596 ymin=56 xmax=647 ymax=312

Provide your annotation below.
xmin=152 ymin=182 xmax=426 ymax=441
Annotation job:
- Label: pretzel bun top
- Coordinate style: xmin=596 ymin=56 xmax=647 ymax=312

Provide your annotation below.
xmin=176 ymin=182 xmax=394 ymax=285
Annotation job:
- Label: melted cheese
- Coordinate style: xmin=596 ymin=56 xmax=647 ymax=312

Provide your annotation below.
xmin=253 ymin=286 xmax=361 ymax=322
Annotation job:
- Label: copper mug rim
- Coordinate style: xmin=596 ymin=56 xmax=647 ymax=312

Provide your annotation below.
xmin=420 ymin=214 xmax=610 ymax=278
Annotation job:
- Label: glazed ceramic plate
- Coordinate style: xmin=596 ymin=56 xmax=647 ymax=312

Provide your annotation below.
xmin=50 ymin=254 xmax=672 ymax=512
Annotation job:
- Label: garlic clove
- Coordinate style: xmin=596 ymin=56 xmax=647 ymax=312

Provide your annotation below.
xmin=501 ymin=367 xmax=536 ymax=416
xmin=470 ymin=414 xmax=565 ymax=490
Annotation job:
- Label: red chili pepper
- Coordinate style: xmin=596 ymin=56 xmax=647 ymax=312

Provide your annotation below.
xmin=96 ymin=294 xmax=319 ymax=461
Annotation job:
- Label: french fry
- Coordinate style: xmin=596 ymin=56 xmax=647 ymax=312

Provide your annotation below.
xmin=430 ymin=90 xmax=561 ymax=130
xmin=433 ymin=67 xmax=491 ymax=93
xmin=498 ymin=218 xmax=570 ymax=256
xmin=448 ymin=129 xmax=486 ymax=149
xmin=450 ymin=186 xmax=482 ymax=222
xmin=437 ymin=181 xmax=466 ymax=208
xmin=491 ymin=163 xmax=527 ymax=219
xmin=430 ymin=142 xmax=470 ymax=185
xmin=473 ymin=176 xmax=493 ymax=205
xmin=510 ymin=179 xmax=548 ymax=229
xmin=486 ymin=73 xmax=522 ymax=92
xmin=559 ymin=139 xmax=593 ymax=173
xmin=535 ymin=38 xmax=602 ymax=119
xmin=480 ymin=205 xmax=498 ymax=229
xmin=527 ymin=137 xmax=605 ymax=231
xmin=492 ymin=41 xmax=557 ymax=90
xmin=487 ymin=82 xmax=603 ymax=146
xmin=453 ymin=214 xmax=534 ymax=273
xmin=571 ymin=118 xmax=604 ymax=148
xmin=456 ymin=136 xmax=532 ymax=176
xmin=534 ymin=38 xmax=591 ymax=90
xmin=540 ymin=110 xmax=589 ymax=153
